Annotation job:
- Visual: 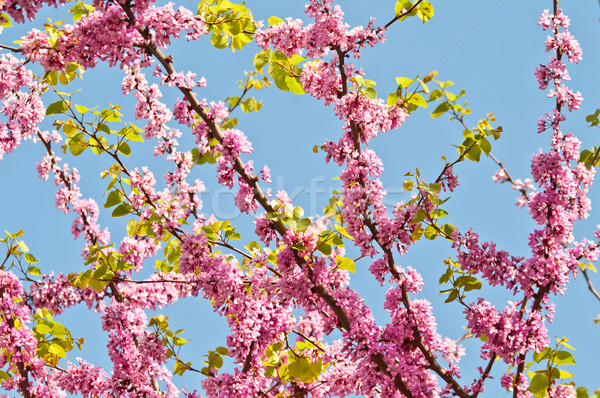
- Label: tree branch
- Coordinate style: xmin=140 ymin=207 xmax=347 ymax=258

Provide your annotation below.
xmin=0 ymin=43 xmax=22 ymax=52
xmin=581 ymin=268 xmax=600 ymax=303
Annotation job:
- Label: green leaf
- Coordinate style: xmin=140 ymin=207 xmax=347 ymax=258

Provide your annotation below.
xmin=48 ymin=343 xmax=67 ymax=358
xmin=289 ymin=54 xmax=305 ymax=65
xmin=288 ymin=356 xmax=310 ymax=379
xmin=268 ymin=16 xmax=284 ymax=26
xmin=268 ymin=52 xmax=290 ymax=91
xmin=431 ymin=209 xmax=448 ymax=219
xmin=463 ymin=277 xmax=482 ymax=292
xmin=363 ymin=87 xmax=377 ymax=100
xmin=431 ymin=102 xmax=451 ymax=118
xmin=24 ymin=253 xmax=39 ymax=264
xmin=126 ymin=219 xmax=137 ymax=237
xmin=334 ymin=225 xmax=353 ymax=240
xmin=445 ymin=289 xmax=458 ymax=303
xmin=74 ymin=104 xmax=96 ymax=114
xmin=439 ymin=267 xmax=453 ymax=284
xmin=27 ymin=265 xmax=41 ymax=276
xmin=558 ymin=369 xmax=575 ymax=379
xmin=174 ymin=360 xmax=187 ymax=376
xmin=417 ymin=1 xmax=434 ymax=23
xmin=69 ymin=140 xmax=88 ymax=157
xmin=211 ymin=33 xmax=229 ymax=49
xmin=409 ymin=93 xmax=427 ymax=108
xmin=0 ymin=12 xmax=12 ymax=28
xmin=412 ymin=208 xmax=428 ymax=224
xmin=394 ymin=0 xmax=413 ymax=16
xmin=317 ymin=243 xmax=332 ymax=256
xmin=16 ymin=239 xmax=29 ymax=252
xmin=533 ymin=347 xmax=550 ymax=363
xmin=552 ymin=351 xmax=576 ymax=365
xmin=117 ymin=142 xmax=131 ymax=157
xmin=35 ymin=323 xmax=53 ymax=334
xmin=424 ymin=225 xmax=438 ymax=240
xmin=46 ymin=100 xmax=70 ymax=116
xmin=247 ymin=241 xmax=261 ymax=252
xmin=285 ymin=75 xmax=305 ymax=95
xmin=586 ymin=109 xmax=600 ymax=127
xmin=387 ymin=92 xmax=399 ymax=106
xmin=529 ymin=373 xmax=549 ymax=398
xmin=104 ymin=190 xmax=124 ymax=208
xmin=395 ymin=76 xmax=414 ymax=88
xmin=112 ymin=203 xmax=131 ymax=218
xmin=122 ymin=127 xmax=144 ymax=142
xmin=336 ymin=255 xmax=356 ymax=273
xmin=464 ymin=144 xmax=482 ymax=162
xmin=254 ymin=49 xmax=271 ymax=73
xmin=428 ymin=89 xmax=443 ymax=102
xmin=479 ymin=137 xmax=492 ymax=156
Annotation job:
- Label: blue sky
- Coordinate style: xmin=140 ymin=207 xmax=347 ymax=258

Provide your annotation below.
xmin=1 ymin=0 xmax=600 ymax=396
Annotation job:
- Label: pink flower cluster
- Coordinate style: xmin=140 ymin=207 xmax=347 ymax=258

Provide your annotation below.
xmin=300 ymin=59 xmax=342 ymax=105
xmin=0 ymin=0 xmax=65 ymax=23
xmin=28 ymin=272 xmax=105 ymax=315
xmin=255 ymin=0 xmax=383 ymax=59
xmin=38 ymin=149 xmax=110 ymax=247
xmin=465 ymin=299 xmax=549 ymax=364
xmin=19 ymin=1 xmax=206 ymax=72
xmin=101 ymin=299 xmax=179 ymax=396
xmin=179 ymin=232 xmax=295 ymax=369
xmin=334 ymin=93 xmax=406 ymax=145
xmin=0 ymin=271 xmax=62 ymax=397
xmin=0 ymin=54 xmax=45 ymax=160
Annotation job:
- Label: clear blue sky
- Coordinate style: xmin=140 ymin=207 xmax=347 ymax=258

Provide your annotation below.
xmin=1 ymin=0 xmax=600 ymax=396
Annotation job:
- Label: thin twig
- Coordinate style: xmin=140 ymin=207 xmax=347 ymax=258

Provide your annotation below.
xmin=0 ymin=43 xmax=22 ymax=52
xmin=581 ymin=268 xmax=600 ymax=303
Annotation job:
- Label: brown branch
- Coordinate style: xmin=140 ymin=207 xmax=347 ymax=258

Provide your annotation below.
xmin=242 ymin=341 xmax=255 ymax=373
xmin=0 ymin=43 xmax=22 ymax=52
xmin=489 ymin=153 xmax=529 ymax=199
xmin=581 ymin=268 xmax=600 ymax=303
xmin=291 ymin=330 xmax=325 ymax=352
xmin=382 ymin=0 xmax=425 ymax=30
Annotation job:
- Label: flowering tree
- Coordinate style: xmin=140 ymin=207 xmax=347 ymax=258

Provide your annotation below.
xmin=0 ymin=0 xmax=599 ymax=396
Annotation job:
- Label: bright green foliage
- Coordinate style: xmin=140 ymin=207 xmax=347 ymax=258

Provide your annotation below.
xmin=45 ymin=85 xmax=144 ymax=159
xmin=68 ymin=0 xmax=95 ymax=20
xmin=585 ymin=108 xmax=599 ymax=127
xmin=438 ymin=258 xmax=482 ymax=303
xmin=525 ymin=337 xmax=578 ymax=398
xmin=577 ymin=387 xmax=600 ymax=398
xmin=46 ymin=62 xmax=85 ymax=86
xmin=202 ymin=219 xmax=241 ymax=241
xmin=427 ymin=79 xmax=502 ymax=162
xmin=262 ymin=340 xmax=327 ymax=384
xmin=259 ymin=50 xmax=305 ymax=94
xmin=387 ymin=72 xmax=435 ymax=113
xmin=148 ymin=315 xmax=193 ymax=376
xmin=579 ymin=148 xmax=600 ymax=168
xmin=223 ymin=70 xmax=270 ymax=126
xmin=32 ymin=308 xmax=81 ymax=366
xmin=400 ymin=171 xmax=455 ymax=242
xmin=352 ymin=75 xmax=378 ymax=100
xmin=199 ymin=0 xmax=256 ymax=51
xmin=0 ymin=230 xmax=42 ymax=277
xmin=336 ymin=255 xmax=355 ymax=273
xmin=0 ymin=12 xmax=12 ymax=27
xmin=395 ymin=0 xmax=434 ymax=23
xmin=156 ymin=237 xmax=181 ymax=273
